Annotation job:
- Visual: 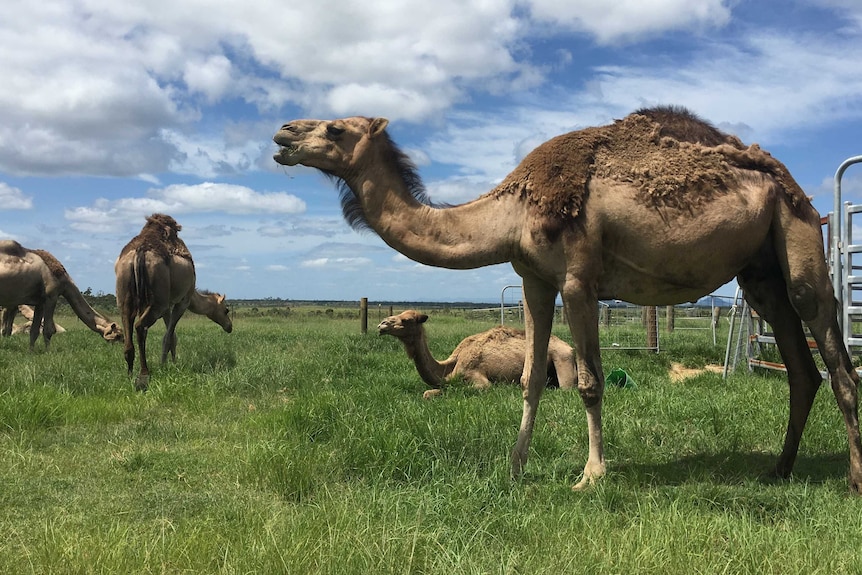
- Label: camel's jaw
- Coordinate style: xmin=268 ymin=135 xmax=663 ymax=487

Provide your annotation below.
xmin=273 ymin=143 xmax=302 ymax=166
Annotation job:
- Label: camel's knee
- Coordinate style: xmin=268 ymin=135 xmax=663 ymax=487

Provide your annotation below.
xmin=577 ymin=369 xmax=603 ymax=407
xmin=788 ymin=282 xmax=820 ymax=322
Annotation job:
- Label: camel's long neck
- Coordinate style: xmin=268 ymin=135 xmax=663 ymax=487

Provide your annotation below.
xmin=61 ymin=283 xmax=112 ymax=335
xmin=188 ymin=291 xmax=210 ymax=316
xmin=345 ymin=170 xmax=521 ymax=270
xmin=398 ymin=329 xmax=455 ymax=387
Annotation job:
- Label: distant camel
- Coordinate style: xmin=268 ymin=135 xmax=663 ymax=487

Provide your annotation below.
xmin=274 ymin=106 xmax=862 ymax=493
xmin=0 ymin=240 xmax=121 ymax=349
xmin=115 ymin=214 xmax=232 ymax=390
xmin=378 ymin=309 xmax=575 ymax=399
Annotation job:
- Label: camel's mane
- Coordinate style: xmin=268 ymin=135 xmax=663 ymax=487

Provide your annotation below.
xmin=323 ymin=131 xmax=443 ymax=232
xmin=120 ymin=213 xmax=193 ymax=262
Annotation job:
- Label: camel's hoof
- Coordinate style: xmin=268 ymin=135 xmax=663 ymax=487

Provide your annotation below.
xmin=135 ymin=375 xmax=149 ymax=392
xmin=572 ymin=461 xmax=606 ymax=491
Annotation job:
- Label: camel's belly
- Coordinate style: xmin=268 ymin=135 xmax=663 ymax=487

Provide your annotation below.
xmin=588 ymin=177 xmax=777 ymax=304
xmin=0 ymin=272 xmax=46 ymax=306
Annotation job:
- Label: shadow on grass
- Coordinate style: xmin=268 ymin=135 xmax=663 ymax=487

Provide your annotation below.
xmin=615 ymin=449 xmax=849 ymax=487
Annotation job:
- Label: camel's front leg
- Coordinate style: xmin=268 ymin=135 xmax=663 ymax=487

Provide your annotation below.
xmin=28 ymin=305 xmax=46 ymax=351
xmin=39 ymin=300 xmax=58 ymax=349
xmin=1 ymin=306 xmax=16 ymax=337
xmin=511 ymin=275 xmax=557 ymax=480
xmin=562 ymin=277 xmax=605 ymax=490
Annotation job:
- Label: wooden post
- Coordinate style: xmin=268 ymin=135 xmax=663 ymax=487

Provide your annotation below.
xmin=666 ymin=305 xmax=675 ymax=333
xmin=360 ymin=297 xmax=368 ymax=334
xmin=646 ymin=306 xmax=658 ymax=351
xmin=601 ymin=306 xmax=611 ymax=327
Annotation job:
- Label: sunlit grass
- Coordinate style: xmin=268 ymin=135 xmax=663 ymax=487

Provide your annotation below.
xmin=0 ymin=308 xmax=861 ymax=574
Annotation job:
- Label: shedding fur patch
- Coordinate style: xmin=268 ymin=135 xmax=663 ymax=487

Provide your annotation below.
xmin=119 ymin=213 xmax=193 ymax=262
xmin=490 ymin=106 xmax=811 ymax=235
xmin=0 ymin=240 xmax=27 ymax=258
xmin=0 ymin=241 xmax=68 ymax=279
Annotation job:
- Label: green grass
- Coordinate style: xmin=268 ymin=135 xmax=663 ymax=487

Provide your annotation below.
xmin=1 ymin=309 xmax=861 ymax=574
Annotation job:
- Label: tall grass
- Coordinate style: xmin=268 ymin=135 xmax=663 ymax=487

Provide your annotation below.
xmin=1 ymin=309 xmax=861 ymax=574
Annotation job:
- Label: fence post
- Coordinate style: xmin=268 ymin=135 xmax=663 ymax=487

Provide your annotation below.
xmin=646 ymin=306 xmax=658 ymax=351
xmin=666 ymin=305 xmax=675 ymax=333
xmin=360 ymin=297 xmax=368 ymax=334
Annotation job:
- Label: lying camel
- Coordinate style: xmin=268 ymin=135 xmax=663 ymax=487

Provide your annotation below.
xmin=0 ymin=240 xmax=121 ymax=349
xmin=8 ymin=305 xmax=67 ymax=335
xmin=378 ymin=309 xmax=576 ymax=399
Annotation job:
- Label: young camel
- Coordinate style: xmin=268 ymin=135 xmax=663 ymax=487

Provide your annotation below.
xmin=115 ymin=214 xmax=232 ymax=390
xmin=274 ymin=106 xmax=862 ymax=493
xmin=0 ymin=240 xmax=121 ymax=349
xmin=378 ymin=309 xmax=575 ymax=399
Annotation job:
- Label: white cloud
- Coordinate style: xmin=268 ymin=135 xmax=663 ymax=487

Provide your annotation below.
xmin=64 ymin=183 xmax=306 ymax=232
xmin=523 ymin=0 xmax=732 ymax=44
xmin=300 ymin=257 xmax=372 ymax=268
xmin=184 ymin=55 xmax=234 ymax=102
xmin=0 ymin=183 xmax=33 ymax=210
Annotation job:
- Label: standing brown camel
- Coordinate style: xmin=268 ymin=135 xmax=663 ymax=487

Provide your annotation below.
xmin=378 ymin=309 xmax=576 ymax=398
xmin=0 ymin=240 xmax=121 ymax=349
xmin=274 ymin=106 xmax=862 ymax=493
xmin=115 ymin=214 xmax=232 ymax=390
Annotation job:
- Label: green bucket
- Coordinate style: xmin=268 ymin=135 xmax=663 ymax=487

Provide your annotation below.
xmin=606 ymin=368 xmax=637 ymax=389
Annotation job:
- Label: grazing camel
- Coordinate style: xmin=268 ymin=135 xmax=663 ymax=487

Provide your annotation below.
xmin=378 ymin=309 xmax=575 ymax=399
xmin=115 ymin=214 xmax=232 ymax=391
xmin=0 ymin=240 xmax=121 ymax=349
xmin=274 ymin=106 xmax=862 ymax=493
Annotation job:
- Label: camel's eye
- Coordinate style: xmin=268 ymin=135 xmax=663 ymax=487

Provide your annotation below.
xmin=326 ymin=124 xmax=345 ymax=137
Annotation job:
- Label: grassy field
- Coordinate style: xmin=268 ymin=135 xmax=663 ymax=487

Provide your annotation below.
xmin=1 ymin=307 xmax=861 ymax=574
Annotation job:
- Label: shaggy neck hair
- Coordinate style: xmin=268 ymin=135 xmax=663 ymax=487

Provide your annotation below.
xmin=321 ymin=130 xmax=442 ymax=232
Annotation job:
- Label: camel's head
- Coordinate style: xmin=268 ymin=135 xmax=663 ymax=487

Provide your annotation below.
xmin=273 ymin=116 xmax=389 ymax=173
xmin=100 ymin=321 xmax=123 ymax=343
xmin=377 ymin=309 xmax=428 ymax=339
xmin=212 ymin=294 xmax=233 ymax=334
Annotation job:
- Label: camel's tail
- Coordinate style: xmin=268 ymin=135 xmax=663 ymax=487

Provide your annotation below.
xmin=129 ymin=250 xmax=152 ymax=315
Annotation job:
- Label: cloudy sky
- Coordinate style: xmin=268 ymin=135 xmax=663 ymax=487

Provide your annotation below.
xmin=3 ymin=0 xmax=862 ymax=303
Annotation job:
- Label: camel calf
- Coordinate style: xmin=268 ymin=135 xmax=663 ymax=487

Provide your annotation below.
xmin=378 ymin=309 xmax=576 ymax=399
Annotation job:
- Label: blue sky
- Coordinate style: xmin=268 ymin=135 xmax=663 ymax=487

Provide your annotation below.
xmin=2 ymin=0 xmax=862 ymax=303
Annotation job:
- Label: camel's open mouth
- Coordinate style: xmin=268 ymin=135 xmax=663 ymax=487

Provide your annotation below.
xmin=273 ymin=144 xmax=300 ymax=166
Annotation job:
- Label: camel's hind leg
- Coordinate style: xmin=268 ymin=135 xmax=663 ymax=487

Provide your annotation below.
xmin=133 ymin=305 xmax=164 ymax=391
xmin=738 ymin=260 xmax=823 ymax=480
xmin=511 ymin=274 xmax=556 ymax=480
xmin=769 ymin=203 xmax=862 ymax=492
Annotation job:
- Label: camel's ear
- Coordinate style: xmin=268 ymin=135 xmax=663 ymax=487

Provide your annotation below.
xmin=369 ymin=118 xmax=389 ymax=138
xmin=417 ymin=313 xmax=428 ymax=324
xmin=217 ymin=294 xmax=225 ymax=304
